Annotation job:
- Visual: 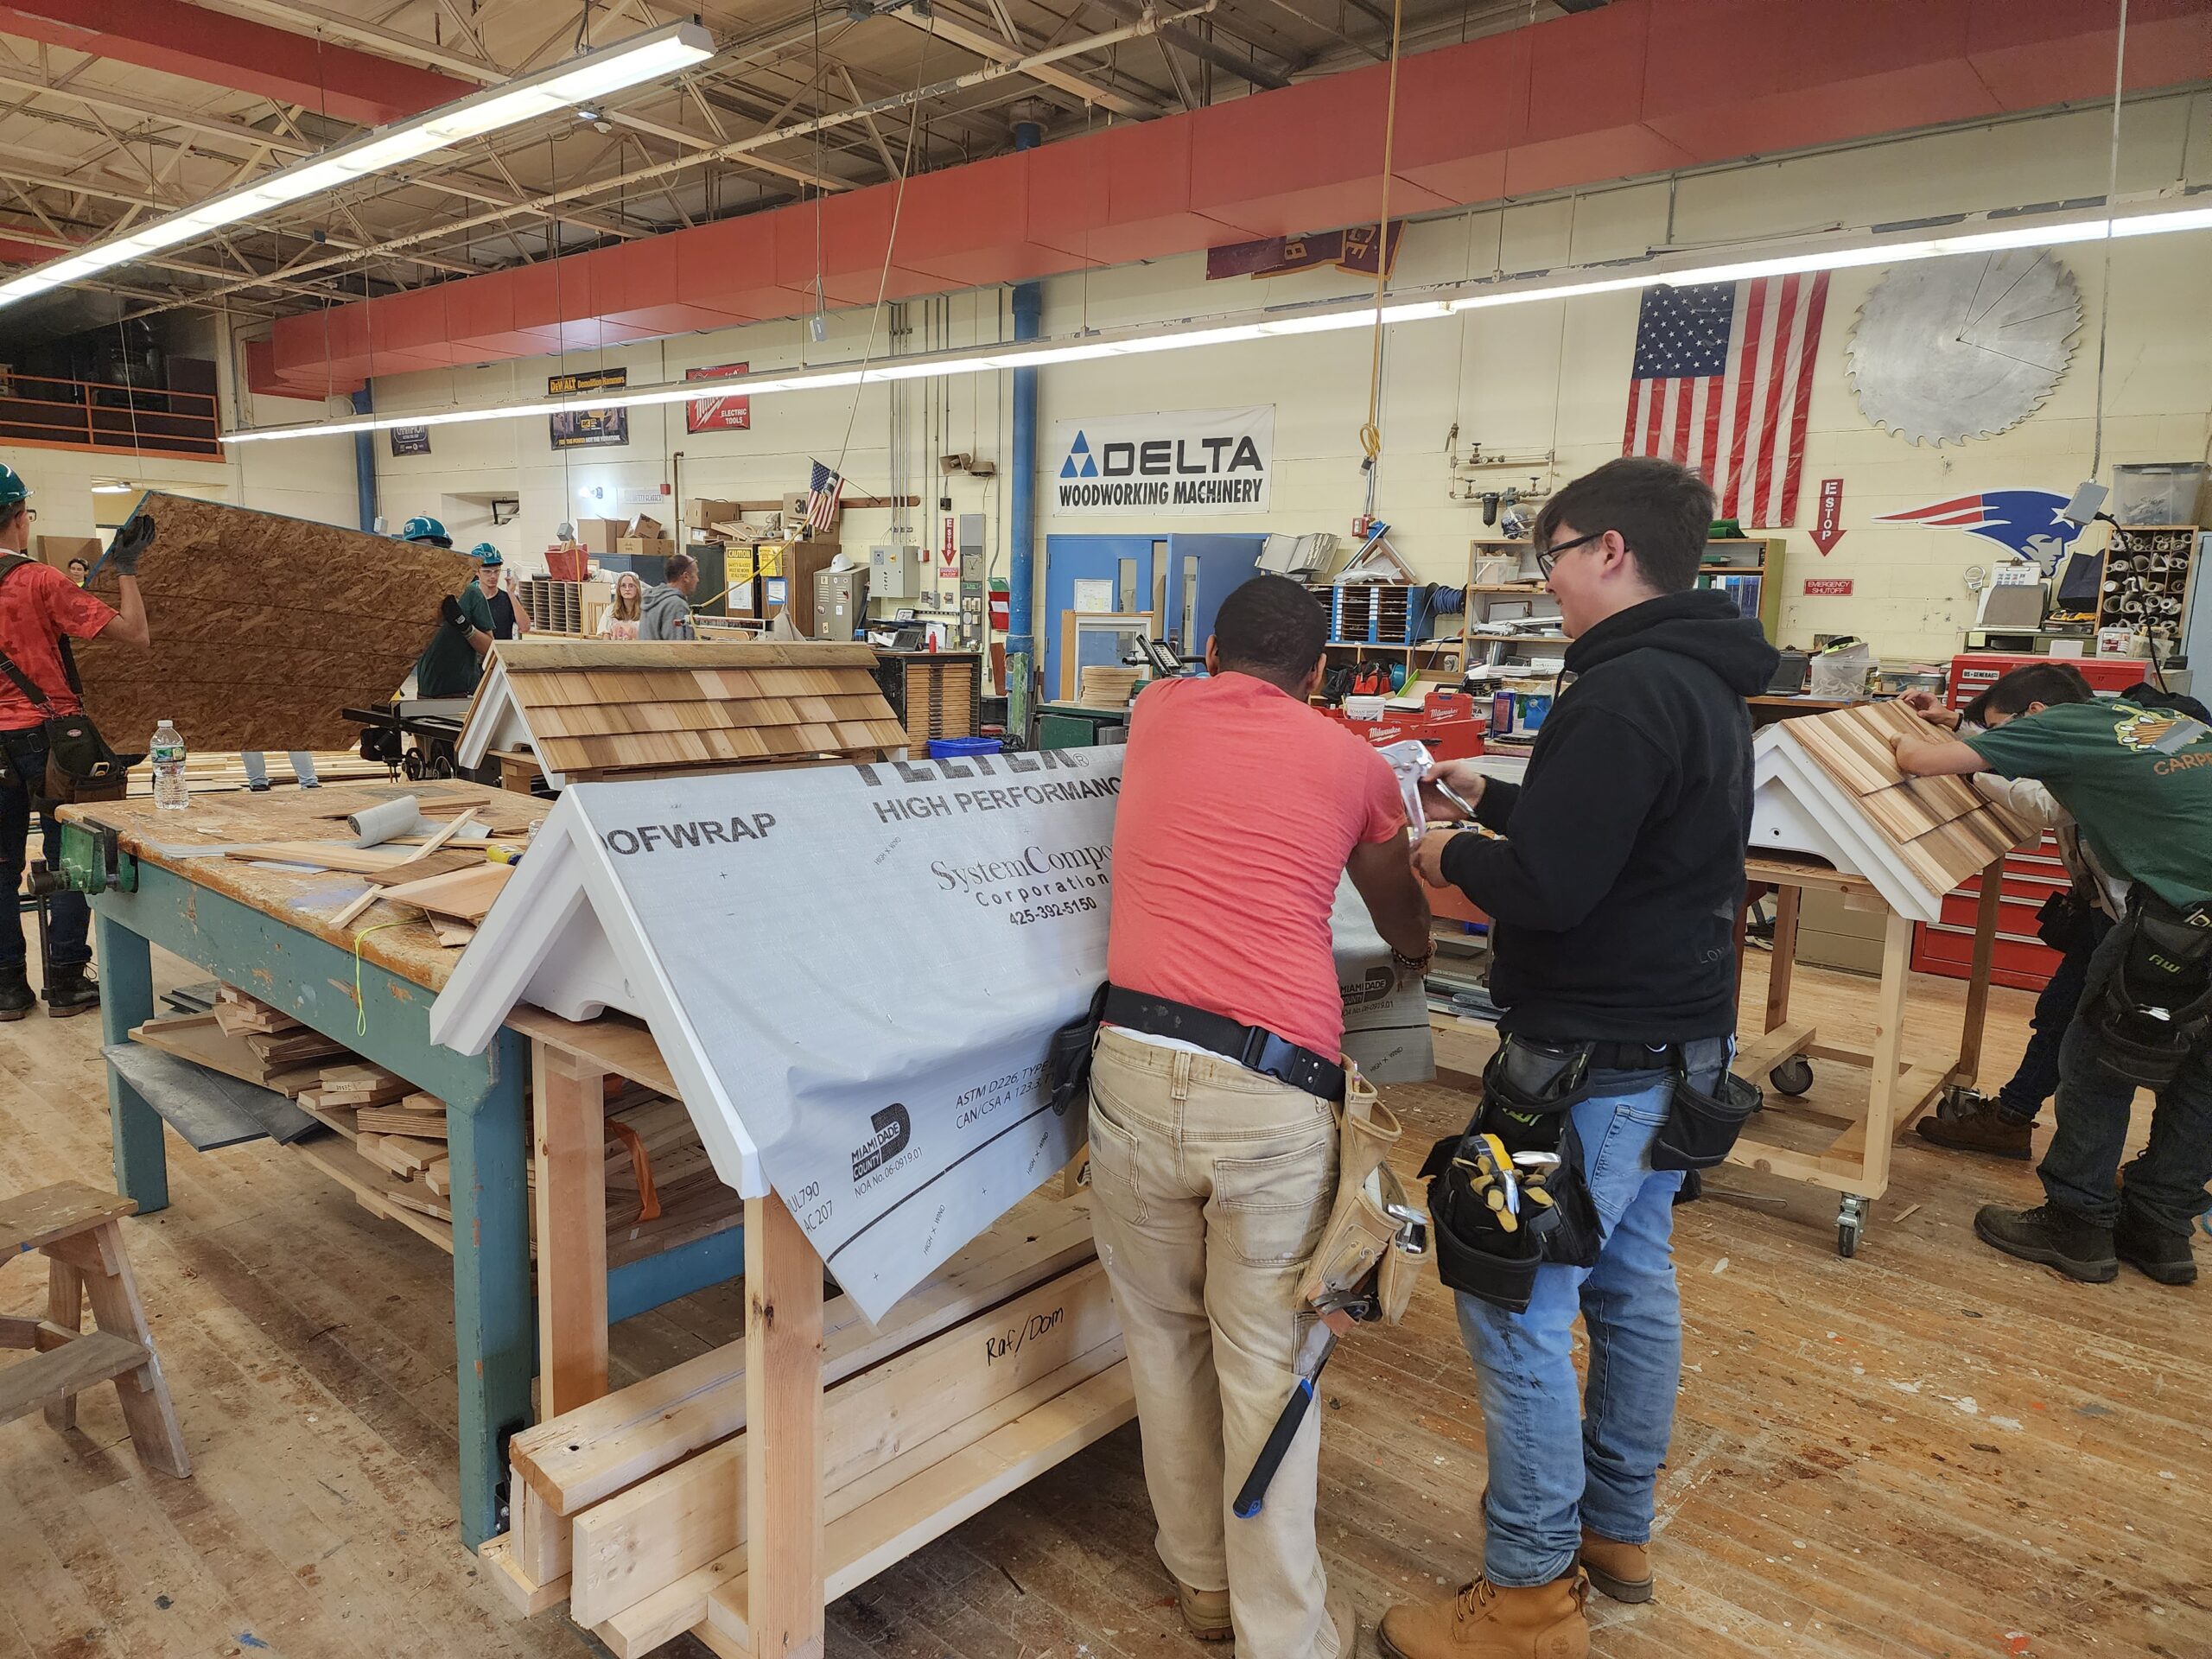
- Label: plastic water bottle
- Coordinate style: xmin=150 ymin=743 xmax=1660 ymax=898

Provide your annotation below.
xmin=150 ymin=719 xmax=188 ymax=810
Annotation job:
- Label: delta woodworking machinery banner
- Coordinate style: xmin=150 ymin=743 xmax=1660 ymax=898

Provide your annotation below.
xmin=433 ymin=744 xmax=1427 ymax=1318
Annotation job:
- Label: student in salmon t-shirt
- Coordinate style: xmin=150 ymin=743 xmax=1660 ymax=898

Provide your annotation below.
xmin=0 ymin=463 xmax=153 ymax=1020
xmin=1089 ymin=574 xmax=1432 ymax=1658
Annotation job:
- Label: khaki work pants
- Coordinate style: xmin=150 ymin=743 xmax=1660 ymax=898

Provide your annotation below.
xmin=1086 ymin=1027 xmax=1344 ymax=1658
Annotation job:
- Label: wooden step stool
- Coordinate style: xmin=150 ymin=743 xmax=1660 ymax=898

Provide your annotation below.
xmin=1 ymin=1181 xmax=189 ymax=1477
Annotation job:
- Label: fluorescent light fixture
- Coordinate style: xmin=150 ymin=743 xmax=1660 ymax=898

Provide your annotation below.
xmin=0 ymin=20 xmax=711 ymax=312
xmin=221 ymin=192 xmax=2212 ymax=446
xmin=91 ymin=480 xmax=136 ymax=493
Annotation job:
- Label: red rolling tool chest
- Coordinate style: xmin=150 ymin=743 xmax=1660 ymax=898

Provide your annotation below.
xmin=1945 ymin=651 xmax=2146 ymax=710
xmin=1913 ymin=654 xmax=2146 ymax=991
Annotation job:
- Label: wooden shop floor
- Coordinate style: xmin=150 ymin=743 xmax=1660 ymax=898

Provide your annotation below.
xmin=2 ymin=944 xmax=2208 ymax=1659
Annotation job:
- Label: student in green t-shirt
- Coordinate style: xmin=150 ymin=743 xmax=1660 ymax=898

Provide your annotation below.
xmin=414 ymin=543 xmax=497 ymax=699
xmin=1892 ymin=663 xmax=2212 ymax=1290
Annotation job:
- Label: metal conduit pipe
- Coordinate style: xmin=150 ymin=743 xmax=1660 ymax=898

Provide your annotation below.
xmin=1007 ymin=118 xmax=1043 ymax=743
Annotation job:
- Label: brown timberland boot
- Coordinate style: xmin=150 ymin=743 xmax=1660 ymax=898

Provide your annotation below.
xmin=1578 ymin=1531 xmax=1653 ymax=1603
xmin=1376 ymin=1573 xmax=1588 ymax=1659
xmin=1915 ymin=1099 xmax=2033 ymax=1160
xmin=1173 ymin=1578 xmax=1232 ymax=1643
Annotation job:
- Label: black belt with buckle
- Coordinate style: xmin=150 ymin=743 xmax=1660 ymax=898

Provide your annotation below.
xmin=1103 ymin=986 xmax=1346 ymax=1102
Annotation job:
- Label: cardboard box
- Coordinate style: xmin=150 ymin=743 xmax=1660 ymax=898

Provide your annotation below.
xmin=574 ymin=518 xmax=623 ymax=555
xmin=685 ymin=498 xmax=741 ymax=531
xmin=784 ymin=492 xmax=838 ymax=538
xmin=625 ymin=512 xmax=664 ymax=540
xmin=37 ymin=534 xmax=100 ymax=573
xmin=615 ymin=535 xmax=674 ymax=559
xmin=1793 ymin=887 xmax=1887 ymax=976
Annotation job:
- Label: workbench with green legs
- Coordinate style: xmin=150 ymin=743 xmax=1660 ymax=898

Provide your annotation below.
xmin=60 ymin=782 xmax=741 ymax=1550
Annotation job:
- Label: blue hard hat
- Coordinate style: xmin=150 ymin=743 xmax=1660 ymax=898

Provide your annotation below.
xmin=400 ymin=514 xmax=451 ymax=547
xmin=0 ymin=461 xmax=28 ymax=512
xmin=470 ymin=542 xmax=503 ymax=566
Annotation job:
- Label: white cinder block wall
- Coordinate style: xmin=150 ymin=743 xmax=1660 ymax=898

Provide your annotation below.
xmin=361 ymin=90 xmax=2212 ymax=664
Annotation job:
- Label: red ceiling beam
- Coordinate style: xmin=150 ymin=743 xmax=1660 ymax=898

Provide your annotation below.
xmin=267 ymin=0 xmax=2212 ymax=388
xmin=0 ymin=0 xmax=474 ymax=127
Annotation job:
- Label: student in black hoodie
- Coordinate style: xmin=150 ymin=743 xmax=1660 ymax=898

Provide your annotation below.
xmin=1377 ymin=457 xmax=1777 ymax=1659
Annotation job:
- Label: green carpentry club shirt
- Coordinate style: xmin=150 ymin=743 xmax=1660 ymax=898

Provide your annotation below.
xmin=413 ymin=578 xmax=494 ymax=699
xmin=1965 ymin=699 xmax=2212 ymax=912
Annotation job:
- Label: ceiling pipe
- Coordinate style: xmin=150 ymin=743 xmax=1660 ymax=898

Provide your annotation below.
xmin=1084 ymin=0 xmax=1293 ymax=90
xmin=118 ymin=3 xmax=1222 ymax=323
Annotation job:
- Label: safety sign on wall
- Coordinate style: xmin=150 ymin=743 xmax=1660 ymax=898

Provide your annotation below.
xmin=1051 ymin=406 xmax=1274 ymax=517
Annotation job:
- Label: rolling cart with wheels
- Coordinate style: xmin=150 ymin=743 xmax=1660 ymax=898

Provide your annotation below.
xmin=1732 ymin=855 xmax=2004 ymax=1256
xmin=345 ymin=700 xmax=475 ymax=784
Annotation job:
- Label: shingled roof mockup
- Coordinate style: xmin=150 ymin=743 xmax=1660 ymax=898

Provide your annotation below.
xmin=1751 ymin=701 xmax=2034 ymax=921
xmin=455 ymin=639 xmax=907 ymax=787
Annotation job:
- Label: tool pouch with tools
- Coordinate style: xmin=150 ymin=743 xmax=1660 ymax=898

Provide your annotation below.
xmin=2085 ymin=892 xmax=2212 ymax=1087
xmin=1652 ymin=1038 xmax=1761 ymax=1172
xmin=1297 ymin=1069 xmax=1421 ymax=1325
xmin=1043 ymin=982 xmax=1110 ymax=1117
xmin=1416 ymin=1037 xmax=1606 ymax=1312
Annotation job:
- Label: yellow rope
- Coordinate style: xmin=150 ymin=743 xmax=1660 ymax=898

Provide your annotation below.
xmin=352 ymin=921 xmax=407 ymax=1039
xmin=1358 ymin=0 xmax=1408 ymax=468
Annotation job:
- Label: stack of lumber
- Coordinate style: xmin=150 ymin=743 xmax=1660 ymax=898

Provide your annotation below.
xmin=138 ymin=987 xmax=739 ymax=1263
xmin=223 ymin=812 xmax=518 ymax=944
xmin=1776 ymin=702 xmax=2034 ymax=893
xmin=1077 ymin=664 xmax=1142 ymax=707
xmin=478 ymin=1198 xmax=1135 ymax=1654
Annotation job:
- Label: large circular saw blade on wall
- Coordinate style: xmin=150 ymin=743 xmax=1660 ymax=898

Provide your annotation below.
xmin=1846 ymin=251 xmax=2082 ymax=446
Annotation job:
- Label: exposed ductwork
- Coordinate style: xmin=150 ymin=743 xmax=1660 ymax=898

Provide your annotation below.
xmin=263 ymin=0 xmax=2212 ymax=397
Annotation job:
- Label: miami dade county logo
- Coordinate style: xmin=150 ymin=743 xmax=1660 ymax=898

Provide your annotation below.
xmin=850 ymin=1103 xmax=914 ymax=1184
xmin=1873 ymin=489 xmax=2086 ymax=571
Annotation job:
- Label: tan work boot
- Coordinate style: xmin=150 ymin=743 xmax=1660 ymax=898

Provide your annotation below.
xmin=1173 ymin=1578 xmax=1233 ymax=1643
xmin=1376 ymin=1573 xmax=1588 ymax=1659
xmin=1578 ymin=1531 xmax=1653 ymax=1603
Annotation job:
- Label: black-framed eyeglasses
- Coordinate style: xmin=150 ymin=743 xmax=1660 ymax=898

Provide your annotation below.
xmin=1535 ymin=530 xmax=1603 ymax=576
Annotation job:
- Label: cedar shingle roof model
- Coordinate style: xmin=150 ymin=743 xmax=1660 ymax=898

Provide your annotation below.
xmin=1751 ymin=701 xmax=2035 ymax=921
xmin=456 ymin=639 xmax=906 ymax=786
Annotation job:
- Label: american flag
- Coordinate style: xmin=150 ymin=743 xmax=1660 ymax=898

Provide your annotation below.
xmin=804 ymin=459 xmax=845 ymax=534
xmin=1621 ymin=273 xmax=1829 ymax=528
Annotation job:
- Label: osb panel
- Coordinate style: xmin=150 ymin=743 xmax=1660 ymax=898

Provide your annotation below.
xmin=77 ymin=493 xmax=474 ymax=752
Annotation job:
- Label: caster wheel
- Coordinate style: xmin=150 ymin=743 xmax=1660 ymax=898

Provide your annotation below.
xmin=1836 ymin=1195 xmax=1867 ymax=1258
xmin=1837 ymin=1218 xmax=1860 ymax=1257
xmin=1770 ymin=1056 xmax=1814 ymax=1096
xmin=401 ymin=751 xmax=425 ymax=780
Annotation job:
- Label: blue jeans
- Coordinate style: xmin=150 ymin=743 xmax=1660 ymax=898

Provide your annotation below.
xmin=1994 ymin=913 xmax=2112 ymax=1124
xmin=1 ymin=726 xmax=91 ymax=971
xmin=1456 ymin=1070 xmax=1684 ymax=1587
xmin=2040 ymin=925 xmax=2212 ymax=1235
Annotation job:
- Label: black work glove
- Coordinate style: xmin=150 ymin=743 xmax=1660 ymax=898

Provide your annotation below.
xmin=440 ymin=594 xmax=473 ymax=632
xmin=106 ymin=512 xmax=155 ymax=577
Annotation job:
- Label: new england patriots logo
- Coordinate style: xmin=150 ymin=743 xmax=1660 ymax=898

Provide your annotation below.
xmin=1873 ymin=490 xmax=2084 ymax=571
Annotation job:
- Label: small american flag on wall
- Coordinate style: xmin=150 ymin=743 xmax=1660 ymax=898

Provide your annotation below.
xmin=804 ymin=459 xmax=845 ymax=533
xmin=1620 ymin=273 xmax=1829 ymax=528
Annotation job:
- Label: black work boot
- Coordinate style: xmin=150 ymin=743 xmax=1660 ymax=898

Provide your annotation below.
xmin=2114 ymin=1208 xmax=2197 ymax=1287
xmin=0 ymin=966 xmax=32 ymax=1021
xmin=41 ymin=962 xmax=100 ymax=1018
xmin=1916 ymin=1098 xmax=2034 ymax=1160
xmin=1974 ymin=1203 xmax=2118 ymax=1282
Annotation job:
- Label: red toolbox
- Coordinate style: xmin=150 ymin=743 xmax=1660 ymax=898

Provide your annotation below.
xmin=1947 ymin=651 xmax=2145 ymax=710
xmin=1319 ymin=691 xmax=1487 ymax=760
xmin=1910 ymin=826 xmax=2071 ymax=992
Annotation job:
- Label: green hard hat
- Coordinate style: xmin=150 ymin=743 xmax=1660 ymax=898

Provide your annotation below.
xmin=0 ymin=461 xmax=28 ymax=512
xmin=470 ymin=542 xmax=502 ymax=566
xmin=399 ymin=514 xmax=451 ymax=547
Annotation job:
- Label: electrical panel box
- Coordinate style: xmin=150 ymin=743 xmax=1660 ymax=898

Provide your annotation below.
xmin=870 ymin=543 xmax=922 ymax=601
xmin=957 ymin=513 xmax=987 ymax=646
xmin=814 ymin=568 xmax=868 ymax=640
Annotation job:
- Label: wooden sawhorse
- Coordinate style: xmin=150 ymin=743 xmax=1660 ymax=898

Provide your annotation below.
xmin=1 ymin=1181 xmax=189 ymax=1475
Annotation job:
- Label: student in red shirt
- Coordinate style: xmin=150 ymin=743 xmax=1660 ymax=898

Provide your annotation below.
xmin=0 ymin=464 xmax=151 ymax=1018
xmin=1090 ymin=574 xmax=1432 ymax=1657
